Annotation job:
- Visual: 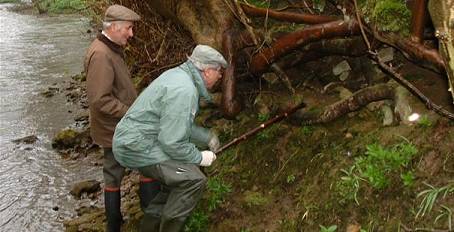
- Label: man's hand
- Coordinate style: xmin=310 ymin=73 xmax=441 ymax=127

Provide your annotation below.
xmin=200 ymin=150 xmax=217 ymax=167
xmin=208 ymin=131 xmax=220 ymax=152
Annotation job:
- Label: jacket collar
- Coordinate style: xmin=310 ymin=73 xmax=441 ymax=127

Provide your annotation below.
xmin=97 ymin=33 xmax=124 ymax=58
xmin=179 ymin=61 xmax=212 ymax=102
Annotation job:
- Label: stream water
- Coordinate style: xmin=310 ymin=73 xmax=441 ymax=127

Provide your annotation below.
xmin=0 ymin=4 xmax=100 ymax=231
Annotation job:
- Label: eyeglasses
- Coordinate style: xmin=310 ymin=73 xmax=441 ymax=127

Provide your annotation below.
xmin=213 ymin=67 xmax=223 ymax=74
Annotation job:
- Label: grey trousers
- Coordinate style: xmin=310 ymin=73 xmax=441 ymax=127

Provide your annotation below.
xmin=103 ymin=148 xmax=125 ymax=188
xmin=138 ymin=160 xmax=207 ymax=220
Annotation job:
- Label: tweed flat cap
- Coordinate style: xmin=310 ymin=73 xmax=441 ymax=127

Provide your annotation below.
xmin=104 ymin=4 xmax=141 ymax=22
xmin=188 ymin=45 xmax=228 ymax=68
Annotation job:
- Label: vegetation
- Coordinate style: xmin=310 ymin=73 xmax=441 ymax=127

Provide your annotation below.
xmin=319 ymin=225 xmax=337 ymax=232
xmin=416 ymin=183 xmax=454 ymax=218
xmin=184 ymin=177 xmax=231 ymax=232
xmin=0 ymin=0 xmax=21 ymax=3
xmin=363 ymin=0 xmax=411 ymax=34
xmin=61 ymin=0 xmax=454 ymax=231
xmin=417 ymin=115 xmax=433 ymax=128
xmin=32 ymin=0 xmax=86 ymax=14
xmin=337 ymin=142 xmax=418 ymax=205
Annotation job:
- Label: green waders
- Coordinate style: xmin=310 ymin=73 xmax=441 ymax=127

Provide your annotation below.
xmin=138 ymin=160 xmax=207 ymax=232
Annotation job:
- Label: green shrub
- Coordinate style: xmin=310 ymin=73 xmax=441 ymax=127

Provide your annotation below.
xmin=206 ymin=177 xmax=232 ymax=211
xmin=417 ymin=115 xmax=432 ymax=128
xmin=320 ymin=225 xmax=337 ymax=232
xmin=356 ymin=142 xmax=417 ymax=189
xmin=184 ymin=211 xmax=209 ymax=232
xmin=337 ymin=166 xmax=364 ymax=205
xmin=400 ymin=171 xmax=415 ymax=187
xmin=337 ymin=142 xmax=417 ymax=204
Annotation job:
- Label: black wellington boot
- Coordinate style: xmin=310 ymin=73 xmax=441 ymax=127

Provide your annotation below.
xmin=104 ymin=190 xmax=122 ymax=232
xmin=139 ymin=178 xmax=161 ymax=210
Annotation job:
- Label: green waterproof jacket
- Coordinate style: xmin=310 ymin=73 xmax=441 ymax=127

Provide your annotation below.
xmin=112 ymin=61 xmax=212 ymax=168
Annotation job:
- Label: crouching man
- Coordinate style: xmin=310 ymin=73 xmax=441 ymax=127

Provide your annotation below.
xmin=113 ymin=44 xmax=226 ymax=232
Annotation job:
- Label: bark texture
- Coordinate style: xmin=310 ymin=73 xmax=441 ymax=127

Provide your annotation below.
xmin=428 ymin=0 xmax=454 ymax=103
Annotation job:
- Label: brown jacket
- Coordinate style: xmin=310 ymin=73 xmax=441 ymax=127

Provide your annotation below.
xmin=84 ymin=34 xmax=137 ymax=147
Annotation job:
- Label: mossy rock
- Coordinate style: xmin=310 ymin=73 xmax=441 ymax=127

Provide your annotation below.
xmin=71 ymin=73 xmax=86 ymax=82
xmin=52 ymin=128 xmax=82 ymax=150
xmin=371 ymin=0 xmax=411 ymax=34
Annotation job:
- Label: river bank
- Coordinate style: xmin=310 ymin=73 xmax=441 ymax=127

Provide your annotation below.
xmin=0 ymin=4 xmax=99 ymax=231
xmin=39 ymin=1 xmax=454 ymax=231
xmin=60 ymin=59 xmax=454 ymax=231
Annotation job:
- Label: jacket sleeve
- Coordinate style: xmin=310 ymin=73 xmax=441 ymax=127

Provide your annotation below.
xmin=190 ymin=124 xmax=211 ymax=149
xmin=86 ymin=52 xmax=129 ymax=119
xmin=157 ymin=87 xmax=202 ymax=164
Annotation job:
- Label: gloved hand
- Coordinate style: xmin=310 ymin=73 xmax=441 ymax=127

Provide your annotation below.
xmin=208 ymin=131 xmax=220 ymax=152
xmin=200 ymin=150 xmax=217 ymax=167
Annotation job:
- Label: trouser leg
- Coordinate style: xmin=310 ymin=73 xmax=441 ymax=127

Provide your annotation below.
xmin=139 ymin=160 xmax=207 ymax=232
xmin=139 ymin=176 xmax=161 ymax=210
xmin=103 ymin=148 xmax=125 ymax=232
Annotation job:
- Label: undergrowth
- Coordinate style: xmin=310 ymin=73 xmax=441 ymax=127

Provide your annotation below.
xmin=337 ymin=141 xmax=418 ymax=204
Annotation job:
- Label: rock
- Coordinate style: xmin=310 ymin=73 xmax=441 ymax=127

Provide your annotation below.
xmin=74 ymin=111 xmax=89 ymax=122
xmin=339 ymin=71 xmax=350 ymax=81
xmin=71 ymin=73 xmax=86 ymax=82
xmin=381 ymin=104 xmax=395 ymax=126
xmin=332 ymin=60 xmax=351 ymax=76
xmin=262 ymin=72 xmax=279 ymax=84
xmin=70 ymin=180 xmax=101 ymax=199
xmin=393 ymin=85 xmax=413 ymax=124
xmin=52 ymin=129 xmax=81 ymax=150
xmin=12 ymin=135 xmax=38 ymax=144
xmin=378 ymin=47 xmax=394 ymax=63
xmin=366 ymin=100 xmax=384 ymax=111
xmin=253 ymin=94 xmax=272 ymax=115
xmin=334 ymin=86 xmax=353 ymax=100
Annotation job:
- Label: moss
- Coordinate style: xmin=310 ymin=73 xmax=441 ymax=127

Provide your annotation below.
xmin=52 ymin=128 xmax=80 ymax=149
xmin=243 ymin=191 xmax=270 ymax=207
xmin=370 ymin=0 xmax=411 ymax=34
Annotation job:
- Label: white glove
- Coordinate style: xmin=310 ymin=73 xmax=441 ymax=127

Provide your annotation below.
xmin=208 ymin=131 xmax=220 ymax=152
xmin=200 ymin=150 xmax=217 ymax=167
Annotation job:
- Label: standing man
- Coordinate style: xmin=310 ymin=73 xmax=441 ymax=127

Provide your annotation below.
xmin=112 ymin=44 xmax=225 ymax=232
xmin=84 ymin=5 xmax=160 ymax=232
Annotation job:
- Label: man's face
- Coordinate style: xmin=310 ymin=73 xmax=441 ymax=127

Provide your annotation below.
xmin=202 ymin=67 xmax=223 ymax=90
xmin=109 ymin=21 xmax=134 ymax=46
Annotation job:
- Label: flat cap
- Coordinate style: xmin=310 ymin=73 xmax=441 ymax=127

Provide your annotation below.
xmin=188 ymin=45 xmax=228 ymax=68
xmin=104 ymin=4 xmax=141 ymax=22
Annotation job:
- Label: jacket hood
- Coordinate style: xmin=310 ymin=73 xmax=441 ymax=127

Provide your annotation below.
xmin=179 ymin=61 xmax=212 ymax=102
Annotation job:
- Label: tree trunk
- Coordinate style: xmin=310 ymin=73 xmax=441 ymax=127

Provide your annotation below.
xmin=428 ymin=0 xmax=454 ymax=104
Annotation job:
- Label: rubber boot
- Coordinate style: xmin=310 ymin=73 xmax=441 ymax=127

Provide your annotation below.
xmin=139 ymin=177 xmax=161 ymax=210
xmin=159 ymin=217 xmax=186 ymax=232
xmin=104 ymin=190 xmax=122 ymax=232
xmin=139 ymin=213 xmax=161 ymax=232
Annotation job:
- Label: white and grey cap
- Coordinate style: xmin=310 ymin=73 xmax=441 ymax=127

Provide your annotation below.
xmin=188 ymin=45 xmax=228 ymax=69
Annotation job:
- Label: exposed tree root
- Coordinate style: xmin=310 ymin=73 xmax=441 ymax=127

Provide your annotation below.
xmin=291 ymin=83 xmax=395 ymax=124
xmin=250 ymin=19 xmax=360 ymax=75
xmin=240 ymin=2 xmax=338 ymax=24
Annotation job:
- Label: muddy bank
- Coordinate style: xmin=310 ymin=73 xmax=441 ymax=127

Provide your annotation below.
xmin=58 ymin=54 xmax=454 ymax=231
